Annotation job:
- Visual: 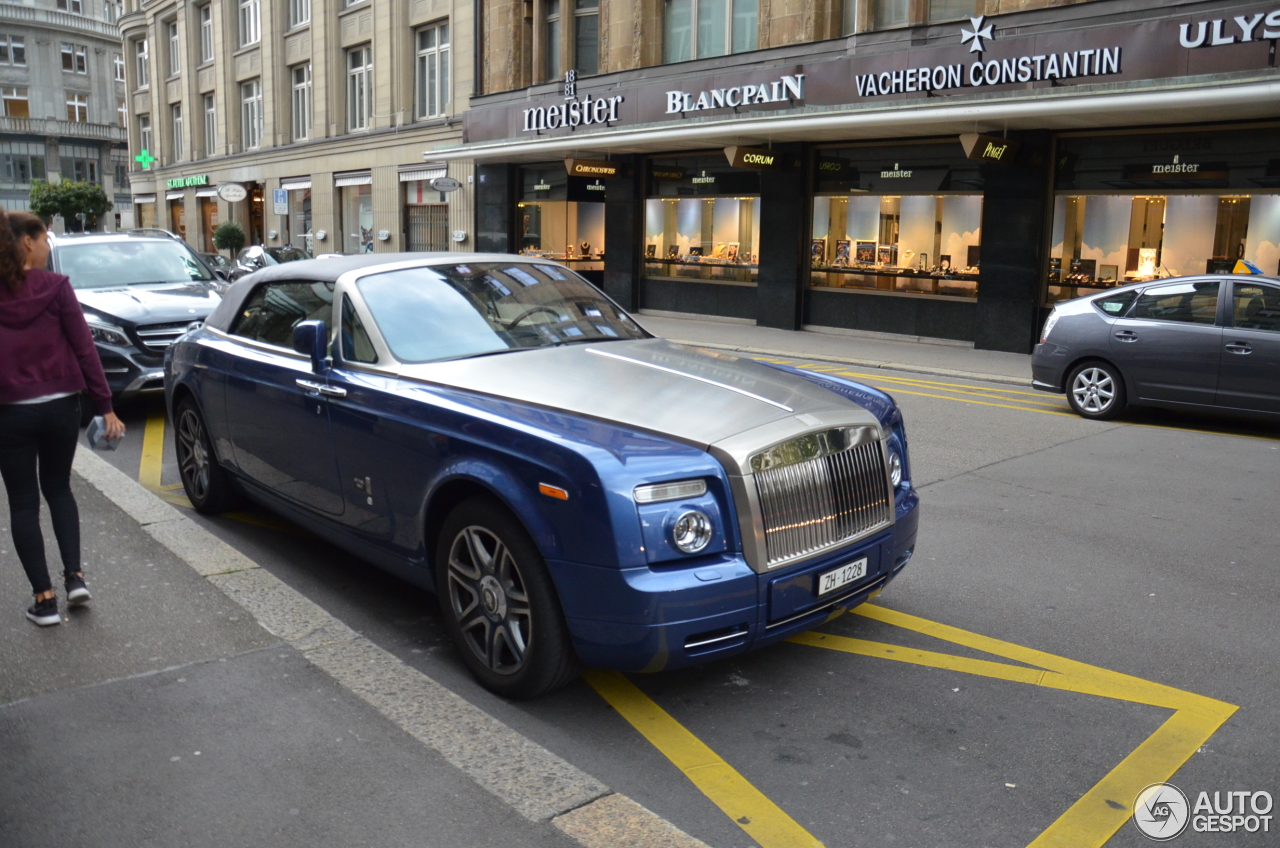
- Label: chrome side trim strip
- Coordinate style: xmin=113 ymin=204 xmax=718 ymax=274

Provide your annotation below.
xmin=684 ymin=628 xmax=750 ymax=649
xmin=585 ymin=347 xmax=794 ymax=412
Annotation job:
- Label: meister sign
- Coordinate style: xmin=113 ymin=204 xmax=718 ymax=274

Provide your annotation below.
xmin=522 ymin=93 xmax=624 ymax=133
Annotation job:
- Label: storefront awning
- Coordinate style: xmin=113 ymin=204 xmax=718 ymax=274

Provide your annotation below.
xmin=133 ymin=194 xmax=156 ymax=203
xmin=281 ymin=179 xmax=311 ymax=191
xmin=334 ymin=172 xmax=372 ymax=187
xmin=424 ymin=79 xmax=1280 ymax=164
xmin=165 ymin=190 xmax=184 ymax=200
xmin=399 ymin=167 xmax=446 ymax=182
xmin=195 ymin=187 xmax=218 ymax=197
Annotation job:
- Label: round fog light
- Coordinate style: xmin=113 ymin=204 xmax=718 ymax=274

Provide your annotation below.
xmin=888 ymin=450 xmax=903 ymax=487
xmin=672 ymin=510 xmax=713 ymax=554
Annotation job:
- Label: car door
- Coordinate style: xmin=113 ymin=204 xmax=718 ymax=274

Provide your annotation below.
xmin=223 ymin=279 xmax=345 ymax=515
xmin=1216 ymin=280 xmax=1280 ymax=413
xmin=1108 ymin=279 xmax=1224 ymax=406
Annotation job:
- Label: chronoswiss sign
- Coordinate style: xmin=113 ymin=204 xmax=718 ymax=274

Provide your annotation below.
xmin=854 ymin=16 xmax=1122 ymax=98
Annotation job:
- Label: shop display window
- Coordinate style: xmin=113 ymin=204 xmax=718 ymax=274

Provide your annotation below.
xmin=167 ymin=196 xmax=186 ymax=241
xmin=137 ymin=201 xmax=156 ymax=229
xmin=516 ymin=165 xmax=604 ymax=276
xmin=811 ymin=141 xmax=983 ymax=299
xmin=287 ymin=188 xmax=312 ymax=254
xmin=643 ymin=154 xmax=760 ymax=284
xmin=340 ymin=183 xmax=373 ymax=254
xmin=1047 ymin=127 xmax=1280 ymax=303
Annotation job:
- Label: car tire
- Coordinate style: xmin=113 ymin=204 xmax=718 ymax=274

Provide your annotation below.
xmin=435 ymin=497 xmax=580 ymax=699
xmin=1066 ymin=361 xmax=1127 ymax=420
xmin=174 ymin=397 xmax=239 ymax=513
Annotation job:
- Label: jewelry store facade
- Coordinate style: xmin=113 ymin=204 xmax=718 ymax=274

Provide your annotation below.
xmin=446 ymin=0 xmax=1280 ymax=353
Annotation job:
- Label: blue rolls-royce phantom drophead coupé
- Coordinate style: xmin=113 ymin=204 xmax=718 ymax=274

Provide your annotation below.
xmin=165 ymin=254 xmax=919 ymax=698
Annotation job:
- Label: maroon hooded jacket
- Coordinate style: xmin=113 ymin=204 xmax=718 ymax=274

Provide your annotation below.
xmin=0 ymin=268 xmax=113 ymax=414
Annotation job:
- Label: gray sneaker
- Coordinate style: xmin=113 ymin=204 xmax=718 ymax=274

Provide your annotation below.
xmin=65 ymin=574 xmax=91 ymax=607
xmin=27 ymin=597 xmax=60 ymax=626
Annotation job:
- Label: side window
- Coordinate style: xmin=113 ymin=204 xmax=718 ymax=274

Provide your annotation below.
xmin=1130 ymin=281 xmax=1219 ymax=325
xmin=340 ymin=296 xmax=378 ymax=363
xmin=1233 ymin=283 xmax=1280 ymax=333
xmin=1092 ymin=290 xmax=1137 ymax=317
xmin=229 ymin=281 xmax=335 ymax=348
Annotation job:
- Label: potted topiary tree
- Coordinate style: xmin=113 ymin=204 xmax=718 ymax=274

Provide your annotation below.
xmin=212 ymin=220 xmax=246 ymax=258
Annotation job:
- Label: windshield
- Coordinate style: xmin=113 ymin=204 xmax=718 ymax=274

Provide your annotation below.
xmin=264 ymin=246 xmax=309 ymax=263
xmin=356 ymin=262 xmax=648 ymax=363
xmin=59 ymin=240 xmax=214 ymax=289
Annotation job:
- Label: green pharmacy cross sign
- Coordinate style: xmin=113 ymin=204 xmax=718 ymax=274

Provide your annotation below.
xmin=135 ymin=149 xmax=156 ymax=170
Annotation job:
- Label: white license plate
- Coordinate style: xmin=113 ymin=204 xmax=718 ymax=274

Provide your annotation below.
xmin=817 ymin=557 xmax=868 ymax=596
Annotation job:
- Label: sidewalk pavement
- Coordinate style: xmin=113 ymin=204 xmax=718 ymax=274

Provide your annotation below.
xmin=635 ymin=311 xmax=1035 ymax=386
xmin=0 ymin=451 xmax=706 ymax=848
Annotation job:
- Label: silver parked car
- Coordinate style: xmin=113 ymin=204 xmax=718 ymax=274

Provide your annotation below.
xmin=1033 ymin=275 xmax=1280 ymax=419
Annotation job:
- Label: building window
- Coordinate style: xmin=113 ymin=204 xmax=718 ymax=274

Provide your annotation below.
xmin=117 ymin=99 xmax=127 ymax=127
xmin=203 ymin=93 xmax=216 ymax=155
xmin=662 ymin=0 xmax=757 ymax=63
xmin=171 ymin=103 xmax=183 ymax=161
xmin=574 ymin=0 xmax=599 ymax=75
xmin=241 ymin=78 xmax=263 ymax=149
xmin=239 ymin=0 xmax=261 ymax=47
xmin=56 ymin=0 xmax=84 ymax=13
xmin=114 ymin=52 xmax=125 ymax=80
xmin=346 ymin=45 xmax=372 ymax=132
xmin=0 ymin=36 xmax=26 ymax=67
xmin=872 ymin=0 xmax=908 ymax=29
xmin=167 ymin=21 xmax=180 ymax=76
xmin=644 ymin=155 xmax=758 ymax=283
xmin=66 ymin=93 xmax=89 ymax=122
xmin=544 ymin=1 xmax=561 ymax=80
xmin=345 ymin=0 xmax=368 ymax=7
xmin=199 ymin=5 xmax=214 ymax=63
xmin=415 ymin=24 xmax=449 ymax=119
xmin=62 ymin=145 xmax=100 ymax=184
xmin=62 ymin=42 xmax=89 ymax=74
xmin=135 ymin=39 xmax=150 ymax=88
xmin=927 ymin=0 xmax=978 ymax=23
xmin=841 ymin=0 xmax=857 ymax=35
xmin=291 ymin=63 xmax=311 ymax=141
xmin=0 ymin=142 xmax=46 ymax=188
xmin=2 ymin=87 xmax=29 ymax=118
xmin=137 ymin=114 xmax=153 ymax=165
xmin=105 ymin=1 xmax=119 ymax=23
xmin=289 ymin=0 xmax=310 ymax=28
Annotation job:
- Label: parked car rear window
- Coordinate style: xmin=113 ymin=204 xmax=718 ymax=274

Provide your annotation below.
xmin=58 ymin=240 xmax=214 ymax=288
xmin=1130 ymin=281 xmax=1219 ymax=325
xmin=1092 ymin=290 xmax=1137 ymax=316
xmin=1233 ymin=282 xmax=1280 ymax=332
xmin=356 ymin=263 xmax=647 ymax=363
xmin=230 ymin=281 xmax=334 ymax=348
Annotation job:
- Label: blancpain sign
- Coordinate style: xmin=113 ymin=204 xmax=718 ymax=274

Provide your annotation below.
xmin=666 ymin=74 xmax=806 ymax=114
xmin=854 ymin=16 xmax=1122 ymax=98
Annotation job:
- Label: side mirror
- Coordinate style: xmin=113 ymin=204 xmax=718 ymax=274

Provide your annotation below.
xmin=292 ymin=319 xmax=328 ymax=372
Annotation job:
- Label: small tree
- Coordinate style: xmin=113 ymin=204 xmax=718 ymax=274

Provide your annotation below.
xmin=29 ymin=180 xmax=112 ymax=232
xmin=213 ymin=220 xmax=246 ymax=255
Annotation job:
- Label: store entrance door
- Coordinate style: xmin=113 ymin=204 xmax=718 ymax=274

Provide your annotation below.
xmin=247 ymin=182 xmax=264 ymax=244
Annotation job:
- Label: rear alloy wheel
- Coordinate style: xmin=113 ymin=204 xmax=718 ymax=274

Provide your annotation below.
xmin=436 ymin=497 xmax=579 ymax=699
xmin=1067 ymin=362 xmax=1127 ymax=420
xmin=175 ymin=398 xmax=239 ymax=513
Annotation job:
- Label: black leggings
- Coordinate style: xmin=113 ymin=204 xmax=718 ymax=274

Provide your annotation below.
xmin=0 ymin=394 xmax=82 ymax=595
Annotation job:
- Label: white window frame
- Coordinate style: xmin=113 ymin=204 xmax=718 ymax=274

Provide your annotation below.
xmin=113 ymin=52 xmax=124 ymax=80
xmin=662 ymin=0 xmax=757 ymax=63
xmin=2 ymin=87 xmax=29 ymax=118
xmin=117 ymin=98 xmax=127 ymax=127
xmin=199 ymin=6 xmax=214 ymax=63
xmin=62 ymin=42 xmax=88 ymax=74
xmin=138 ymin=114 xmax=153 ymax=165
xmin=289 ymin=0 xmax=311 ymax=28
xmin=66 ymin=93 xmax=88 ymax=122
xmin=291 ymin=63 xmax=311 ymax=141
xmin=167 ymin=21 xmax=180 ymax=76
xmin=57 ymin=0 xmax=85 ymax=13
xmin=238 ymin=0 xmax=261 ymax=48
xmin=203 ymin=93 xmax=216 ymax=156
xmin=0 ymin=36 xmax=26 ymax=68
xmin=135 ymin=38 xmax=150 ymax=88
xmin=414 ymin=23 xmax=449 ymax=119
xmin=346 ymin=45 xmax=372 ymax=132
xmin=241 ymin=78 xmax=263 ymax=149
xmin=171 ymin=103 xmax=183 ymax=161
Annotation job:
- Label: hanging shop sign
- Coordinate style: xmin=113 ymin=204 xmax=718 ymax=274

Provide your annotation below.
xmin=651 ymin=166 xmax=686 ymax=180
xmin=959 ymin=133 xmax=1022 ymax=164
xmin=724 ymin=146 xmax=781 ymax=170
xmin=565 ymin=158 xmax=621 ymax=178
xmin=167 ymin=174 xmax=209 ymax=189
xmin=217 ymin=183 xmax=247 ymax=202
xmin=430 ymin=176 xmax=462 ymax=192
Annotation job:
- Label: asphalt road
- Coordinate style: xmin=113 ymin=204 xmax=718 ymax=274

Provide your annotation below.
xmin=92 ymin=360 xmax=1280 ymax=848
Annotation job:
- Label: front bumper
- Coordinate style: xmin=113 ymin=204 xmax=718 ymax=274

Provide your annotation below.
xmin=96 ymin=342 xmax=166 ymax=400
xmin=553 ymin=491 xmax=920 ymax=672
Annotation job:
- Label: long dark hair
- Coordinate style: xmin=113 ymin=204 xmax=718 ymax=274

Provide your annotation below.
xmin=0 ymin=210 xmax=46 ymax=292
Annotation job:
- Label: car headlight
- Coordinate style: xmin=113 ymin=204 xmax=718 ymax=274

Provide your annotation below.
xmin=887 ymin=449 xmax=903 ymax=488
xmin=87 ymin=319 xmax=129 ymax=347
xmin=672 ymin=510 xmax=713 ymax=554
xmin=1040 ymin=309 xmax=1060 ymax=344
xmin=635 ymin=479 xmax=707 ymax=503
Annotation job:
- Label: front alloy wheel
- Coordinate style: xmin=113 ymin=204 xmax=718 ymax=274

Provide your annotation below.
xmin=446 ymin=525 xmax=533 ymax=676
xmin=1067 ymin=363 xmax=1127 ymax=420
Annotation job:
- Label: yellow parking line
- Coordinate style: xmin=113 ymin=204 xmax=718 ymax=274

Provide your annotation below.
xmin=583 ymin=669 xmax=825 ymax=848
xmin=139 ymin=411 xmax=166 ymax=492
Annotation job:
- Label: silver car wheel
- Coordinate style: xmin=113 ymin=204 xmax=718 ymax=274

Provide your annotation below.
xmin=445 ymin=525 xmax=532 ymax=677
xmin=1071 ymin=367 xmax=1115 ymax=414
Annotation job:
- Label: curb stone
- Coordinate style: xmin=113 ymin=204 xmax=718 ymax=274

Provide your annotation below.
xmin=667 ymin=338 xmax=1034 ymax=387
xmin=70 ymin=447 xmax=712 ymax=848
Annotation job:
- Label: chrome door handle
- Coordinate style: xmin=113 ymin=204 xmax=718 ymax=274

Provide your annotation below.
xmin=1114 ymin=330 xmax=1139 ymax=342
xmin=1225 ymin=342 xmax=1253 ymax=354
xmin=295 ymin=379 xmax=348 ymax=398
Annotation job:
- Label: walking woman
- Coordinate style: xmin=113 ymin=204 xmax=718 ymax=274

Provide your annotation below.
xmin=0 ymin=211 xmax=123 ymax=625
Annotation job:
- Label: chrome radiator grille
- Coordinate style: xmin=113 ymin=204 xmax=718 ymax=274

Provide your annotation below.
xmin=135 ymin=321 xmax=193 ymax=352
xmin=752 ymin=430 xmax=893 ymax=567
